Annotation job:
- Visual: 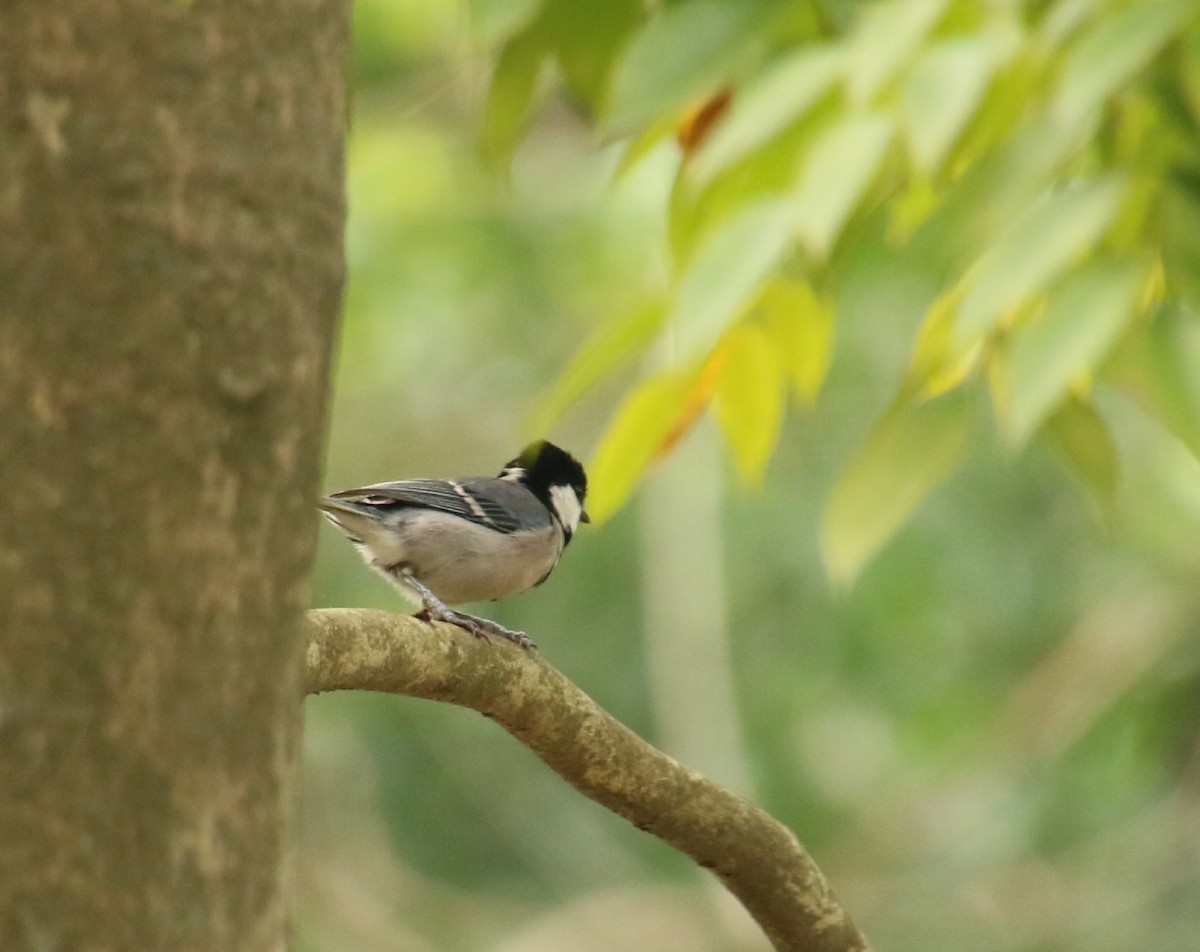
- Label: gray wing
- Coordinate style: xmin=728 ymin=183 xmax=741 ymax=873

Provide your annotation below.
xmin=327 ymin=478 xmax=548 ymax=535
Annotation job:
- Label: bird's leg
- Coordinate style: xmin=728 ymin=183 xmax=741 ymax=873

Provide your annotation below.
xmin=399 ymin=569 xmax=537 ymax=650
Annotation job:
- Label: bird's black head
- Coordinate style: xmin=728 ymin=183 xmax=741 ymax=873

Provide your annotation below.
xmin=501 ymin=440 xmax=589 ymax=537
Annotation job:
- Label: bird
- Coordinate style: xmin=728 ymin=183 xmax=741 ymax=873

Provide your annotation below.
xmin=319 ymin=440 xmax=589 ymax=649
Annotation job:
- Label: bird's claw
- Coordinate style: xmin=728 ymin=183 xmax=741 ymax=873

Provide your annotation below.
xmin=415 ymin=606 xmax=536 ymax=650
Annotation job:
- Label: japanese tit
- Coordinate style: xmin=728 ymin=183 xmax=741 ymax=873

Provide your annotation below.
xmin=319 ymin=440 xmax=589 ymax=649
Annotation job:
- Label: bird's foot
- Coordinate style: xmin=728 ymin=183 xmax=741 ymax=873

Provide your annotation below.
xmin=414 ymin=605 xmax=536 ymax=650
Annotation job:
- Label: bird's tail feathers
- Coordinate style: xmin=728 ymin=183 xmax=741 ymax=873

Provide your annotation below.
xmin=318 ymin=497 xmax=380 ymax=544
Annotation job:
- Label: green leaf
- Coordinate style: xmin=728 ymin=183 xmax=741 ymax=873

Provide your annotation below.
xmin=545 ymin=0 xmax=643 ymax=117
xmin=531 ymin=299 xmax=668 ymax=434
xmin=1053 ymin=1 xmax=1191 ymax=128
xmin=669 ymin=201 xmax=795 ymax=359
xmin=998 ymin=258 xmax=1145 ymax=445
xmin=690 ymin=46 xmax=842 ymax=184
xmin=713 ymin=323 xmax=785 ymax=482
xmin=605 ymin=0 xmax=773 ymax=137
xmin=955 ymin=176 xmax=1126 ymax=342
xmin=846 ymin=0 xmax=948 ymax=105
xmin=481 ymin=25 xmax=548 ymax=170
xmin=1106 ymin=303 xmax=1200 ymax=460
xmin=903 ymin=38 xmax=999 ymax=174
xmin=822 ymin=388 xmax=974 ymax=585
xmin=1042 ymin=396 xmax=1118 ymax=511
xmin=757 ymin=277 xmax=835 ymax=404
xmin=794 ymin=112 xmax=894 ymax=260
xmin=587 ymin=369 xmax=699 ymax=524
xmin=466 ymin=0 xmax=544 ymax=46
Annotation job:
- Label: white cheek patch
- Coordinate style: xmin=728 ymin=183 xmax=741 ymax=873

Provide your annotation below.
xmin=549 ymin=483 xmax=584 ymax=532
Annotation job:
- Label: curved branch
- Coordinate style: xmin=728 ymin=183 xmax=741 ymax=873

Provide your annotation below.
xmin=306 ymin=608 xmax=870 ymax=952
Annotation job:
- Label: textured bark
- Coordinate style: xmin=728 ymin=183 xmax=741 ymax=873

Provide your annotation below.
xmin=0 ymin=3 xmax=347 ymax=951
xmin=307 ymin=609 xmax=872 ymax=952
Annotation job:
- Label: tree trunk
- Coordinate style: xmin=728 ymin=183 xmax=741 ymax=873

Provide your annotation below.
xmin=0 ymin=3 xmax=348 ymax=950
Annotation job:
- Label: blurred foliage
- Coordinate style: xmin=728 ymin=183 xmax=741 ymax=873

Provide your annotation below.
xmin=478 ymin=0 xmax=1200 ymax=583
xmin=304 ymin=2 xmax=1200 ymax=951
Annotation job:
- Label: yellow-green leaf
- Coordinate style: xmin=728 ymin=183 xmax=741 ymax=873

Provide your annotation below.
xmin=605 ymin=0 xmax=770 ymax=137
xmin=531 ymin=299 xmax=668 ymax=435
xmin=545 ymin=0 xmax=643 ymax=117
xmin=903 ymin=38 xmax=998 ymax=174
xmin=669 ymin=202 xmax=795 ymax=359
xmin=846 ymin=0 xmax=948 ymax=105
xmin=1160 ymin=178 xmax=1200 ymax=310
xmin=757 ymin=277 xmax=835 ymax=404
xmin=1042 ymin=396 xmax=1118 ymax=511
xmin=690 ymin=46 xmax=842 ymax=184
xmin=669 ymin=121 xmax=804 ymax=266
xmin=466 ymin=0 xmax=543 ymax=46
xmin=906 ymin=286 xmax=981 ymax=398
xmin=794 ymin=112 xmax=894 ymax=260
xmin=1105 ymin=303 xmax=1200 ymax=460
xmin=1053 ymin=1 xmax=1190 ymax=128
xmin=481 ymin=26 xmax=548 ymax=170
xmin=586 ymin=369 xmax=698 ymax=524
xmin=998 ymin=258 xmax=1144 ymax=445
xmin=822 ymin=388 xmax=974 ymax=585
xmin=713 ymin=323 xmax=785 ymax=483
xmin=613 ymin=117 xmax=677 ymax=180
xmin=1038 ymin=0 xmax=1103 ymax=47
xmin=887 ymin=174 xmax=942 ymax=244
xmin=955 ymin=176 xmax=1125 ymax=343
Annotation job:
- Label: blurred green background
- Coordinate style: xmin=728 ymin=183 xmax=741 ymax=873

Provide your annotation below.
xmin=301 ymin=3 xmax=1200 ymax=950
